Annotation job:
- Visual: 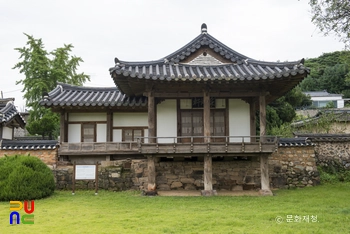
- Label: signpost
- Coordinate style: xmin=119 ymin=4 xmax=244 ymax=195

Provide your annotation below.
xmin=72 ymin=162 xmax=99 ymax=195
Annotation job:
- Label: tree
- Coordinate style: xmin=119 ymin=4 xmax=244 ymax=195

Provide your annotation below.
xmin=300 ymin=51 xmax=350 ymax=97
xmin=13 ymin=34 xmax=90 ymax=139
xmin=309 ymin=0 xmax=350 ymax=48
xmin=265 ymin=86 xmax=312 ymax=136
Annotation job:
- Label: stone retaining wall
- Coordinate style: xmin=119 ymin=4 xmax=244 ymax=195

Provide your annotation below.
xmin=270 ymin=146 xmax=320 ymax=188
xmin=314 ymin=141 xmax=350 ymax=170
xmin=0 ymin=149 xmax=57 ymax=167
xmin=53 ymin=148 xmax=320 ymax=191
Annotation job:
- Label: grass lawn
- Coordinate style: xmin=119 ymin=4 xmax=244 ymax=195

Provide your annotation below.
xmin=1 ymin=183 xmax=349 ymax=234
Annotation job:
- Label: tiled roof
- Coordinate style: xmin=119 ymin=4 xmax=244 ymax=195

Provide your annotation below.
xmin=39 ymin=83 xmax=147 ymax=108
xmin=278 ymin=137 xmax=313 ymax=147
xmin=304 ymin=91 xmax=343 ymax=97
xmin=1 ymin=139 xmax=58 ymax=150
xmin=293 ymin=133 xmax=350 ymax=142
xmin=0 ymin=98 xmax=26 ymax=128
xmin=110 ymin=24 xmax=309 ymax=96
xmin=292 ymin=109 xmax=350 ymax=127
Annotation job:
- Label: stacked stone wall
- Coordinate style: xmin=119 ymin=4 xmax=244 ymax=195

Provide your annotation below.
xmin=314 ymin=141 xmax=350 ymax=170
xmin=270 ymin=146 xmax=319 ymax=188
xmin=0 ymin=149 xmax=57 ymax=167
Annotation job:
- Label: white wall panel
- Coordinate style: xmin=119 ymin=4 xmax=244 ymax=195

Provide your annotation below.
xmin=69 ymin=113 xmax=106 ymax=122
xmin=68 ymin=124 xmax=81 ymax=143
xmin=2 ymin=127 xmax=13 ymax=140
xmin=228 ymin=99 xmax=250 ymax=142
xmin=96 ymin=124 xmax=106 ymax=142
xmin=113 ymin=129 xmax=122 ymax=142
xmin=157 ymin=100 xmax=177 ymax=143
xmin=113 ymin=113 xmax=148 ymax=127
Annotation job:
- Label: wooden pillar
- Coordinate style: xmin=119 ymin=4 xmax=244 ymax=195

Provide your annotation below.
xmin=106 ymin=111 xmax=113 ymax=142
xmin=60 ymin=111 xmax=65 ymax=143
xmin=148 ymin=92 xmax=156 ymax=143
xmin=203 ymin=154 xmax=212 ymax=191
xmin=259 ymin=95 xmax=272 ymax=195
xmin=250 ymin=98 xmax=256 ymax=142
xmin=260 ymin=154 xmax=272 ymax=195
xmin=147 ymin=155 xmax=156 ymax=189
xmin=259 ymin=95 xmax=266 ymax=141
xmin=203 ymin=91 xmax=210 ymax=143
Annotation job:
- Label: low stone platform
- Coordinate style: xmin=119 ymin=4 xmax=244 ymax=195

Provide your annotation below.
xmin=157 ymin=190 xmax=262 ymax=196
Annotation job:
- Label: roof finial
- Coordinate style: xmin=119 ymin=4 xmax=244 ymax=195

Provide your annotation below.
xmin=201 ymin=23 xmax=207 ymax=34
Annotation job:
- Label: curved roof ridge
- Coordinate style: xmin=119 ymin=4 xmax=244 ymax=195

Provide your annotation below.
xmin=57 ymin=82 xmax=118 ymax=92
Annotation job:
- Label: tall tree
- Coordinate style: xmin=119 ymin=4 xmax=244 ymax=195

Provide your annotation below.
xmin=309 ymin=0 xmax=350 ymax=48
xmin=13 ymin=34 xmax=90 ymax=138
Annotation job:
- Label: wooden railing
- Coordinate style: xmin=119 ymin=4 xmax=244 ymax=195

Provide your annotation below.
xmin=59 ymin=136 xmax=278 ymax=156
xmin=137 ymin=136 xmax=278 ymax=155
xmin=59 ymin=142 xmax=139 ymax=155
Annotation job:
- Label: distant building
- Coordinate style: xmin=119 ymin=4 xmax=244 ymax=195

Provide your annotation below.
xmin=304 ymin=91 xmax=344 ymax=108
xmin=0 ymin=98 xmax=26 ymax=140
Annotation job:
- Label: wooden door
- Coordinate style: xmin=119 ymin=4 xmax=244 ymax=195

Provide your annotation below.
xmin=210 ymin=110 xmax=225 ymax=142
xmin=180 ymin=110 xmax=203 ymax=142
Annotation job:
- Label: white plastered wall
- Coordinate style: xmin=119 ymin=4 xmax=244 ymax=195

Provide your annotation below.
xmin=2 ymin=126 xmax=13 ymax=140
xmin=68 ymin=124 xmax=81 ymax=143
xmin=113 ymin=112 xmax=148 ymax=142
xmin=157 ymin=99 xmax=177 ymax=143
xmin=69 ymin=113 xmax=106 ymax=121
xmin=113 ymin=113 xmax=148 ymax=127
xmin=96 ymin=124 xmax=106 ymax=142
xmin=228 ymin=99 xmax=250 ymax=142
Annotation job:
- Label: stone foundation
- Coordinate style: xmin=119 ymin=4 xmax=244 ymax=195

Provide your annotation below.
xmin=270 ymin=146 xmax=320 ymax=188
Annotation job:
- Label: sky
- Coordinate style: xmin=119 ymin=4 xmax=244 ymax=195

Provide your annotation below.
xmin=0 ymin=0 xmax=345 ymax=111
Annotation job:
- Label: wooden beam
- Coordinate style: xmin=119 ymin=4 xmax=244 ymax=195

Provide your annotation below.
xmin=260 ymin=154 xmax=272 ymax=195
xmin=203 ymin=90 xmax=210 ymax=143
xmin=203 ymin=154 xmax=213 ymax=191
xmin=147 ymin=91 xmax=156 ymax=143
xmin=150 ymin=91 xmax=269 ymax=98
xmin=147 ymin=155 xmax=156 ymax=188
xmin=259 ymin=95 xmax=266 ymax=138
xmin=250 ymin=98 xmax=256 ymax=141
xmin=106 ymin=111 xmax=113 ymax=142
xmin=60 ymin=111 xmax=65 ymax=143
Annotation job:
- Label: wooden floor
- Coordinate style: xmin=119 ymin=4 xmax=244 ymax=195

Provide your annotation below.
xmin=157 ymin=190 xmax=262 ymax=196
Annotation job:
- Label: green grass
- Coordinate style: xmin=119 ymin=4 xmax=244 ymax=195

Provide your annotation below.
xmin=1 ymin=183 xmax=350 ymax=234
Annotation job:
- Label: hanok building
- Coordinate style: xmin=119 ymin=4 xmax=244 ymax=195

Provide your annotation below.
xmin=0 ymin=98 xmax=26 ymax=140
xmin=40 ymin=24 xmax=309 ymax=195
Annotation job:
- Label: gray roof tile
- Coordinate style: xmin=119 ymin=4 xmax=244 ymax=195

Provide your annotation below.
xmin=39 ymin=83 xmax=147 ymax=108
xmin=109 ymin=24 xmax=309 ymax=96
xmin=1 ymin=139 xmax=58 ymax=150
xmin=0 ymin=98 xmax=26 ymax=128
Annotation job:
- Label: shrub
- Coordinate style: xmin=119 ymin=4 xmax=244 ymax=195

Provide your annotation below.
xmin=318 ymin=166 xmax=350 ymax=184
xmin=0 ymin=155 xmax=55 ymax=201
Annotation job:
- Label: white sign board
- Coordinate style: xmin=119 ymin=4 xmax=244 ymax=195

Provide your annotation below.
xmin=75 ymin=165 xmax=96 ymax=180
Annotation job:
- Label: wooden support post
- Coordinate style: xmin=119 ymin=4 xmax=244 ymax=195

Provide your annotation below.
xmin=259 ymin=95 xmax=272 ymax=195
xmin=95 ymin=161 xmax=99 ymax=195
xmin=259 ymin=95 xmax=266 ymax=142
xmin=148 ymin=92 xmax=156 ymax=143
xmin=202 ymin=154 xmax=216 ymax=196
xmin=106 ymin=111 xmax=112 ymax=142
xmin=60 ymin=111 xmax=66 ymax=143
xmin=250 ymin=98 xmax=256 ymax=142
xmin=147 ymin=155 xmax=156 ymax=189
xmin=203 ymin=91 xmax=210 ymax=143
xmin=260 ymin=154 xmax=272 ymax=196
